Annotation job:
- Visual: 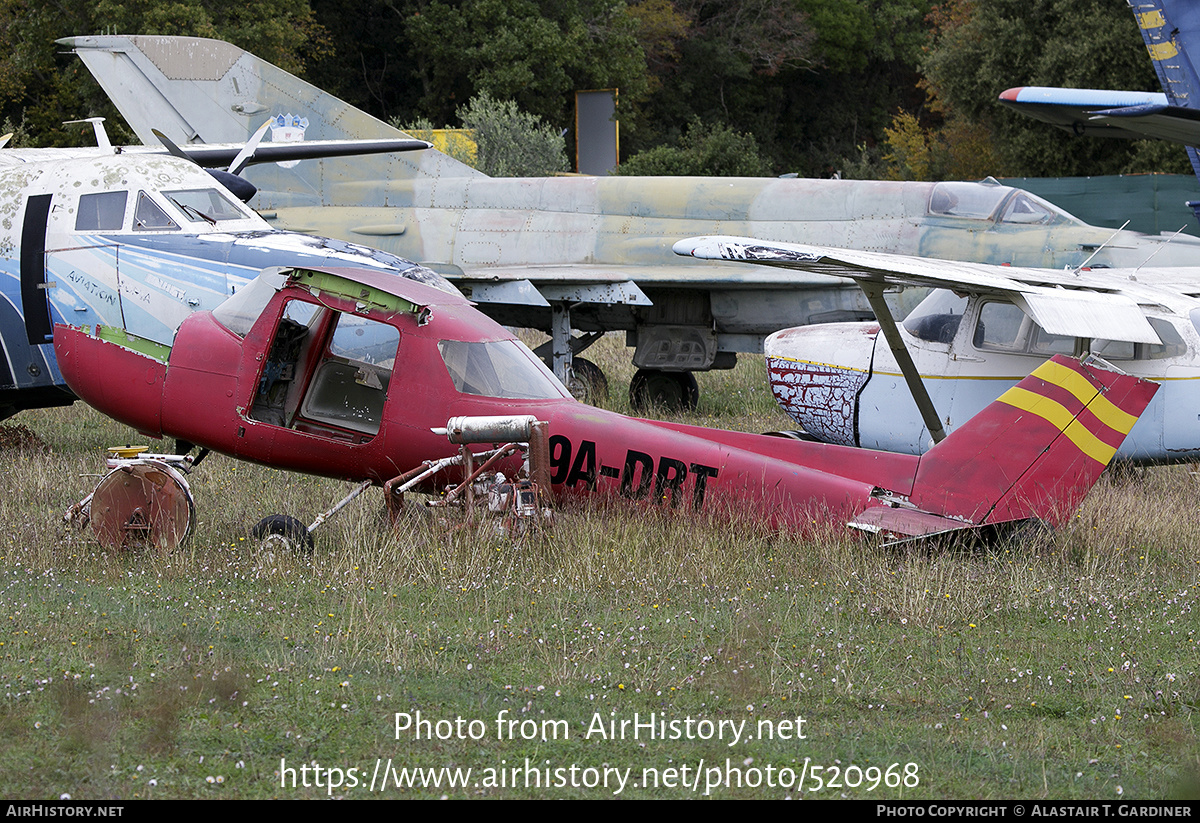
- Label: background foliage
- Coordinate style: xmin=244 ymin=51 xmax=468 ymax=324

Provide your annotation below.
xmin=0 ymin=0 xmax=1192 ymax=179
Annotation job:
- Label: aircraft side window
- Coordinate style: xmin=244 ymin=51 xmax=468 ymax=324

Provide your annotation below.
xmin=75 ymin=191 xmax=127 ymax=231
xmin=927 ymin=182 xmax=1009 ymax=219
xmin=1090 ymin=338 xmax=1136 ymax=360
xmin=1030 ymin=326 xmax=1077 ymax=356
xmin=1086 ymin=319 xmax=1184 ymax=361
xmin=1143 ymin=317 xmax=1186 ymax=360
xmin=162 ymin=187 xmax=248 ymax=222
xmin=213 ymin=270 xmax=288 ymax=337
xmin=439 ymin=339 xmax=570 ymax=400
xmin=134 ymin=191 xmax=180 ymax=231
xmin=973 ymin=301 xmax=1028 ymax=351
xmin=251 ymin=300 xmax=326 ymax=427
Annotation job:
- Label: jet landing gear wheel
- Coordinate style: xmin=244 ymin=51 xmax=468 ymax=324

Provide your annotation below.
xmin=249 ymin=514 xmax=315 ymax=554
xmin=566 ymin=357 xmax=609 ymax=403
xmin=89 ymin=461 xmax=195 ymax=551
xmin=629 ymin=369 xmax=699 ymax=412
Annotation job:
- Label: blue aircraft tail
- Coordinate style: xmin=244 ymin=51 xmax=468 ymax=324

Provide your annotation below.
xmin=1130 ymin=0 xmax=1200 ymax=219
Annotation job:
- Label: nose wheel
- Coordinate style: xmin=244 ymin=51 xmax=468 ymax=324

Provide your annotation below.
xmin=565 ymin=357 xmax=609 ymax=403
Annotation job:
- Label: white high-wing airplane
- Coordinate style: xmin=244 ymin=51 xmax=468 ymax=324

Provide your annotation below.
xmin=674 ymin=236 xmax=1200 ymax=463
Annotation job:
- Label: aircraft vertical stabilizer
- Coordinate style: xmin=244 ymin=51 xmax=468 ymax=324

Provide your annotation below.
xmin=60 ymin=35 xmax=481 ymax=209
xmin=1132 ymin=0 xmax=1200 ymax=211
xmin=906 ymin=356 xmax=1157 ymax=527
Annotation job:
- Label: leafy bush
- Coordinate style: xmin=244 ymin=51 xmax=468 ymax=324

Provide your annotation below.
xmin=615 ymin=118 xmax=773 ymax=177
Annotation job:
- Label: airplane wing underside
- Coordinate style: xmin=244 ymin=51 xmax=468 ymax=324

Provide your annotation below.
xmin=674 ymin=236 xmax=1165 ymax=345
xmin=996 ymin=87 xmax=1200 ymax=144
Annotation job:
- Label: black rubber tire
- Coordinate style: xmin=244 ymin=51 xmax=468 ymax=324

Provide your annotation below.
xmin=629 ymin=369 xmax=699 ymax=412
xmin=567 ymin=357 xmax=610 ymax=403
xmin=250 ymin=514 xmax=315 ymax=554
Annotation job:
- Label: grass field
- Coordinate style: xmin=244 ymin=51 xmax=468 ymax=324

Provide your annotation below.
xmin=1 ymin=337 xmax=1198 ymax=799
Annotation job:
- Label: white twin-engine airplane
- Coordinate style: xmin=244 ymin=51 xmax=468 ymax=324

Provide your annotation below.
xmin=675 ymin=236 xmax=1200 ymax=464
xmin=0 ymin=124 xmax=449 ymax=419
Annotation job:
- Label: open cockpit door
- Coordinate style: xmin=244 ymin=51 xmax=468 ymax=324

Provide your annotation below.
xmin=246 ymin=295 xmax=400 ymax=444
xmin=250 ymin=298 xmax=399 ymax=440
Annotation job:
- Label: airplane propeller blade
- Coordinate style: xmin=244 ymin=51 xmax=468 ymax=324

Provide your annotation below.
xmin=151 ymin=128 xmax=193 ymax=163
xmin=227 ymin=120 xmax=272 ymax=176
xmin=152 ymin=127 xmax=259 ymax=203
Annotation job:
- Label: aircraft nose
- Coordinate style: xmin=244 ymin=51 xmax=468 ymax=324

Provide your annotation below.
xmin=764 ymin=322 xmax=880 ymax=446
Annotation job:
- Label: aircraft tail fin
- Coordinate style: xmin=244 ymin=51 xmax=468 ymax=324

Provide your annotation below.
xmin=1131 ymin=0 xmax=1200 ymax=204
xmin=851 ymin=355 xmax=1157 ymax=539
xmin=60 ymin=35 xmax=481 ymax=208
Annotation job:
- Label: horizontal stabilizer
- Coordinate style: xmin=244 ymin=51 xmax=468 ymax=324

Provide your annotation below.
xmin=999 ymin=86 xmax=1200 ymax=146
xmin=847 ymin=507 xmax=973 ymax=539
xmin=179 ymin=139 xmax=431 ymax=169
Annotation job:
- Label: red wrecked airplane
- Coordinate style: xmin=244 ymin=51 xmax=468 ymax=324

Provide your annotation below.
xmin=52 ymin=265 xmax=1156 ymax=549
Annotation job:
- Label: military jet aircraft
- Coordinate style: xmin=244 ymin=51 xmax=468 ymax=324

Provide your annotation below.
xmin=674 ymin=235 xmax=1200 ymax=463
xmin=61 ymin=33 xmax=1200 ymax=410
xmin=50 ymin=263 xmax=1156 ymax=547
xmin=0 ymin=134 xmax=455 ymax=420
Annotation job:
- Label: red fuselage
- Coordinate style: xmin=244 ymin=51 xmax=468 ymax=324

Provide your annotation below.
xmin=53 ymin=266 xmax=1156 ymax=537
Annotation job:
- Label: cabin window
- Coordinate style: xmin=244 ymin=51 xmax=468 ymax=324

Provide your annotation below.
xmin=998 ymin=192 xmax=1056 ymax=225
xmin=973 ymin=301 xmax=1028 ymax=351
xmin=1142 ymin=317 xmax=1187 ymax=359
xmin=75 ymin=191 xmax=127 ymax=231
xmin=902 ymin=290 xmax=967 ymax=344
xmin=133 ymin=191 xmax=179 ymax=231
xmin=1031 ymin=325 xmax=1085 ymax=356
xmin=213 ymin=270 xmax=288 ymax=337
xmin=927 ymin=182 xmax=1009 ymax=220
xmin=1088 ymin=338 xmax=1136 ymax=360
xmin=972 ymin=299 xmax=1183 ymax=361
xmin=162 ymin=188 xmax=248 ymax=223
xmin=298 ymin=314 xmax=399 ymax=435
xmin=439 ymin=339 xmax=570 ymax=400
xmin=251 ymin=301 xmax=400 ymax=438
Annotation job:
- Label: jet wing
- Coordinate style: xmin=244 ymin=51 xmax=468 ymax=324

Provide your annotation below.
xmin=674 ymin=236 xmax=1163 ymax=344
xmin=438 ymin=262 xmax=858 ymax=309
xmin=998 ymin=86 xmax=1200 ymax=145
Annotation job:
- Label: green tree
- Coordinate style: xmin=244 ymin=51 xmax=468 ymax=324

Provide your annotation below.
xmin=401 ymin=0 xmax=648 ymax=133
xmin=627 ymin=0 xmax=931 ymax=176
xmin=0 ymin=0 xmax=324 ymax=147
xmin=921 ymin=0 xmax=1191 ymax=176
xmin=614 ymin=117 xmax=773 ymax=176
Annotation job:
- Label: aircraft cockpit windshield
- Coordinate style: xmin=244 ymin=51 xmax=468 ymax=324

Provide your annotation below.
xmin=902 ymin=290 xmax=968 ymax=344
xmin=927 ymin=182 xmax=1080 ymax=226
xmin=439 ymin=339 xmax=571 ymax=400
xmin=162 ymin=188 xmax=250 ymax=223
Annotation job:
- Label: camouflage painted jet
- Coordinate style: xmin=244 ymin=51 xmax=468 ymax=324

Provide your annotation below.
xmin=62 ymin=34 xmax=1200 ymax=410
